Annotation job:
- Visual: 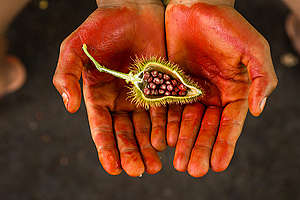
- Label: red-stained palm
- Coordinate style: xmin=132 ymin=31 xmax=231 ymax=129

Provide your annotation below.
xmin=165 ymin=2 xmax=278 ymax=177
xmin=53 ymin=3 xmax=167 ymax=177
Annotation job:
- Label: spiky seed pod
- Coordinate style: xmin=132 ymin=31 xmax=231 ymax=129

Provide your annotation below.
xmin=128 ymin=57 xmax=203 ymax=108
xmin=82 ymin=44 xmax=203 ymax=109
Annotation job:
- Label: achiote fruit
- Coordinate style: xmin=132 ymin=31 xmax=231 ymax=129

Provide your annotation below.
xmin=82 ymin=44 xmax=202 ymax=109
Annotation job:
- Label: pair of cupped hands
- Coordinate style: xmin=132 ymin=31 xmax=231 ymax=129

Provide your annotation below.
xmin=53 ymin=0 xmax=277 ymax=177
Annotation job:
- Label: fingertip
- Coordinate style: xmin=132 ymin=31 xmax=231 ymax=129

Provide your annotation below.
xmin=98 ymin=150 xmax=122 ymax=176
xmin=249 ymin=96 xmax=267 ymax=117
xmin=210 ymin=145 xmax=233 ymax=173
xmin=166 ymin=104 xmax=182 ymax=148
xmin=108 ymin=168 xmax=123 ymax=176
xmin=173 ymin=153 xmax=187 ymax=172
xmin=150 ymin=107 xmax=167 ymax=152
xmin=151 ymin=125 xmax=167 ymax=151
xmin=141 ymin=149 xmax=162 ymax=175
xmin=53 ymin=75 xmax=81 ymax=113
xmin=127 ymin=162 xmax=145 ymax=177
xmin=187 ymin=148 xmax=210 ymax=178
xmin=167 ymin=137 xmax=177 ymax=148
xmin=146 ymin=159 xmax=162 ymax=175
xmin=151 ymin=137 xmax=167 ymax=152
xmin=121 ymin=152 xmax=145 ymax=177
xmin=211 ymin=161 xmax=229 ymax=173
xmin=187 ymin=163 xmax=209 ymax=178
xmin=63 ymin=92 xmax=81 ymax=114
xmin=166 ymin=122 xmax=179 ymax=147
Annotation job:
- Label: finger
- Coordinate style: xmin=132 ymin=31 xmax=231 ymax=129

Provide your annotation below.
xmin=150 ymin=107 xmax=167 ymax=151
xmin=243 ymin=43 xmax=278 ymax=117
xmin=132 ymin=110 xmax=162 ymax=175
xmin=187 ymin=106 xmax=221 ymax=177
xmin=85 ymin=104 xmax=122 ymax=175
xmin=211 ymin=100 xmax=248 ymax=172
xmin=173 ymin=103 xmax=205 ymax=172
xmin=167 ymin=104 xmax=183 ymax=147
xmin=53 ymin=36 xmax=83 ymax=113
xmin=113 ymin=112 xmax=145 ymax=177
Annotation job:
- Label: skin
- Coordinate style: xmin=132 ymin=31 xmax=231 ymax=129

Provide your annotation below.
xmin=165 ymin=0 xmax=278 ymax=177
xmin=53 ymin=0 xmax=166 ymax=176
xmin=0 ymin=0 xmax=28 ymax=97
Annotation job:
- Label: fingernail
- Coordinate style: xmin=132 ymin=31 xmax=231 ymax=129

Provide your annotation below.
xmin=259 ymin=97 xmax=267 ymax=112
xmin=62 ymin=93 xmax=69 ymax=109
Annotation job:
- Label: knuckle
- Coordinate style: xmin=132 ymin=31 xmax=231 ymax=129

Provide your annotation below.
xmin=177 ymin=136 xmax=194 ymax=144
xmin=260 ymin=37 xmax=271 ymax=51
xmin=202 ymin=121 xmax=218 ymax=129
xmin=270 ymin=77 xmax=278 ymax=89
xmin=52 ymin=75 xmax=58 ymax=87
xmin=215 ymin=138 xmax=235 ymax=148
xmin=60 ymin=38 xmax=68 ymax=51
xmin=135 ymin=127 xmax=150 ymax=135
xmin=92 ymin=126 xmax=113 ymax=135
xmin=193 ymin=143 xmax=212 ymax=151
xmin=121 ymin=147 xmax=139 ymax=154
xmin=139 ymin=143 xmax=152 ymax=151
xmin=220 ymin=117 xmax=242 ymax=128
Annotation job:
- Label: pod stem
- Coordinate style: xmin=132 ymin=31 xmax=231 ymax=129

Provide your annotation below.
xmin=82 ymin=44 xmax=140 ymax=83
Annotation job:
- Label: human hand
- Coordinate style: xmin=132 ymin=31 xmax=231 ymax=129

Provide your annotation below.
xmin=0 ymin=37 xmax=26 ymax=98
xmin=165 ymin=0 xmax=278 ymax=177
xmin=53 ymin=0 xmax=166 ymax=177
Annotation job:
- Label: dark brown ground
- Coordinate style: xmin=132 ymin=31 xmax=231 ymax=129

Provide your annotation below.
xmin=1 ymin=0 xmax=300 ymax=199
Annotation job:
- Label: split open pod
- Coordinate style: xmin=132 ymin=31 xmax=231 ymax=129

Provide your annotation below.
xmin=82 ymin=44 xmax=203 ymax=109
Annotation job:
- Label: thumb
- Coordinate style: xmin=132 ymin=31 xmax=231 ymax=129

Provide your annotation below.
xmin=244 ymin=42 xmax=278 ymax=117
xmin=53 ymin=36 xmax=83 ymax=113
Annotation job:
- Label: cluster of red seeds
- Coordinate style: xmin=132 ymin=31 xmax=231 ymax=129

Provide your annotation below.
xmin=143 ymin=71 xmax=187 ymax=97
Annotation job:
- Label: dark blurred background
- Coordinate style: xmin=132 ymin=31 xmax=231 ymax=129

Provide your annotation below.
xmin=0 ymin=0 xmax=299 ymax=199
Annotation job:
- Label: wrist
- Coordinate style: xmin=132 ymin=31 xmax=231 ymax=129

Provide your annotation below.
xmin=96 ymin=0 xmax=163 ymax=8
xmin=168 ymin=0 xmax=235 ymax=7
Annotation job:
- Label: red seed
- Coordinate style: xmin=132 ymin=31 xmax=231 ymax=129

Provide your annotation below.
xmin=179 ymin=91 xmax=187 ymax=96
xmin=163 ymin=74 xmax=171 ymax=80
xmin=149 ymin=83 xmax=156 ymax=89
xmin=174 ymin=88 xmax=179 ymax=92
xmin=167 ymin=85 xmax=174 ymax=91
xmin=165 ymin=91 xmax=171 ymax=96
xmin=160 ymin=84 xmax=167 ymax=90
xmin=151 ymin=71 xmax=158 ymax=77
xmin=153 ymin=78 xmax=161 ymax=85
xmin=179 ymin=84 xmax=187 ymax=91
xmin=165 ymin=81 xmax=171 ymax=85
xmin=172 ymin=91 xmax=177 ymax=96
xmin=159 ymin=89 xmax=165 ymax=94
xmin=171 ymin=80 xmax=177 ymax=86
xmin=158 ymin=73 xmax=163 ymax=78
xmin=143 ymin=72 xmax=150 ymax=80
xmin=153 ymin=89 xmax=159 ymax=95
xmin=147 ymin=77 xmax=153 ymax=83
xmin=144 ymin=88 xmax=151 ymax=95
xmin=159 ymin=79 xmax=164 ymax=84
